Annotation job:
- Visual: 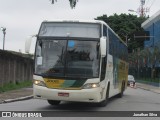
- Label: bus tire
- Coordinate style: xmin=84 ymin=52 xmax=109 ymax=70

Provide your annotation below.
xmin=98 ymin=84 xmax=110 ymax=107
xmin=47 ymin=100 xmax=61 ymax=105
xmin=117 ymin=82 xmax=125 ymax=98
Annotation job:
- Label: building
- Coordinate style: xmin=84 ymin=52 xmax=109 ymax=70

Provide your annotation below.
xmin=141 ymin=10 xmax=160 ymax=86
xmin=142 ymin=10 xmax=160 ymax=50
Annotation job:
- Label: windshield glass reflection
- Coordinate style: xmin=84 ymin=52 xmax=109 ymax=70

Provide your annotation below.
xmin=35 ymin=39 xmax=100 ymax=78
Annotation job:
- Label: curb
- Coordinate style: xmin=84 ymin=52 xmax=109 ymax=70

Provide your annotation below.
xmin=136 ymin=86 xmax=150 ymax=91
xmin=150 ymin=89 xmax=160 ymax=94
xmin=0 ymin=95 xmax=33 ymax=104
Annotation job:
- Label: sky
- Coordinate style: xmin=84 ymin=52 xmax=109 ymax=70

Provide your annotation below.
xmin=0 ymin=0 xmax=160 ymax=53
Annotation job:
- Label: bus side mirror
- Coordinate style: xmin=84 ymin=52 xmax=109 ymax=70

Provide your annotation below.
xmin=100 ymin=37 xmax=106 ymax=57
xmin=25 ymin=35 xmax=37 ymax=53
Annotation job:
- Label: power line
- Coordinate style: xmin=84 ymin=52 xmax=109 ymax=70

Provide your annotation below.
xmin=145 ymin=0 xmax=150 ymax=6
xmin=149 ymin=0 xmax=156 ymax=9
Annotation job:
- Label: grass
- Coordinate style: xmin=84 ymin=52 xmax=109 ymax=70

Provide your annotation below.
xmin=0 ymin=80 xmax=32 ymax=93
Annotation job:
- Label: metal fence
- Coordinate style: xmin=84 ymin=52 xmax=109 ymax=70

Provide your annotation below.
xmin=0 ymin=50 xmax=33 ymax=87
xmin=129 ymin=46 xmax=160 ymax=87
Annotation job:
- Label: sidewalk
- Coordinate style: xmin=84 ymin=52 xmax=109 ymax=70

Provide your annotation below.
xmin=136 ymin=82 xmax=160 ymax=94
xmin=0 ymin=83 xmax=160 ymax=104
xmin=0 ymin=87 xmax=33 ymax=104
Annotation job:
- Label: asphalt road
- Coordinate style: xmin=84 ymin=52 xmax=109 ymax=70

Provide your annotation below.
xmin=0 ymin=87 xmax=160 ymax=119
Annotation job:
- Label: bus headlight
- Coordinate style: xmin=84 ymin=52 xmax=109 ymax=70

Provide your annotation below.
xmin=82 ymin=83 xmax=100 ymax=89
xmin=34 ymin=80 xmax=46 ymax=87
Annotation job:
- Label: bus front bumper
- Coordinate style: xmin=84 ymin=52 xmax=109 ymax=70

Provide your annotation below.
xmin=33 ymin=85 xmax=103 ymax=103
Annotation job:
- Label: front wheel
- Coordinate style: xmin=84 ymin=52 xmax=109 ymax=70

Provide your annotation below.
xmin=47 ymin=100 xmax=61 ymax=105
xmin=98 ymin=86 xmax=109 ymax=107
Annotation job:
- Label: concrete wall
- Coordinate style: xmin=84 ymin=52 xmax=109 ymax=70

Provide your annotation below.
xmin=0 ymin=50 xmax=33 ymax=87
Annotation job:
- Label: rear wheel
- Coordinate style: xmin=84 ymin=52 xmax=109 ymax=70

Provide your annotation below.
xmin=117 ymin=82 xmax=125 ymax=98
xmin=47 ymin=100 xmax=61 ymax=105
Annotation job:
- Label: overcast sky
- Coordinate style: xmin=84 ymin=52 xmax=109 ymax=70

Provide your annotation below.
xmin=0 ymin=0 xmax=160 ymax=53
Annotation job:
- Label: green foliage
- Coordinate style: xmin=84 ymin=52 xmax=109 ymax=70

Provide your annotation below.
xmin=95 ymin=14 xmax=147 ymax=51
xmin=51 ymin=0 xmax=78 ymax=9
xmin=0 ymin=81 xmax=32 ymax=93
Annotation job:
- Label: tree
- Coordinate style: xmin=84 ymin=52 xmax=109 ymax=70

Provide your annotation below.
xmin=50 ymin=0 xmax=78 ymax=8
xmin=95 ymin=14 xmax=147 ymax=52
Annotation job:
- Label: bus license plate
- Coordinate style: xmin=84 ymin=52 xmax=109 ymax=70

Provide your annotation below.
xmin=58 ymin=93 xmax=69 ymax=97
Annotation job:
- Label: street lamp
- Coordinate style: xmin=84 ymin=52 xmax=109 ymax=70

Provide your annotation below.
xmin=128 ymin=9 xmax=137 ymax=13
xmin=1 ymin=27 xmax=6 ymax=50
xmin=128 ymin=9 xmax=138 ymax=15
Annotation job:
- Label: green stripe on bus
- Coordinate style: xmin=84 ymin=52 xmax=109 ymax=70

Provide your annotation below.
xmin=71 ymin=79 xmax=87 ymax=87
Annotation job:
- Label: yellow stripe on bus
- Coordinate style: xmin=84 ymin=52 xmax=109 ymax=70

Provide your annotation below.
xmin=44 ymin=78 xmax=65 ymax=88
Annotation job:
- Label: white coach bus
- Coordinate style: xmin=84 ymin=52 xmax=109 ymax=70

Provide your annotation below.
xmin=25 ymin=20 xmax=128 ymax=107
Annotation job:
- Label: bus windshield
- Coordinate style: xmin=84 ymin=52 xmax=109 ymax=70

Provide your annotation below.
xmin=35 ymin=39 xmax=100 ymax=78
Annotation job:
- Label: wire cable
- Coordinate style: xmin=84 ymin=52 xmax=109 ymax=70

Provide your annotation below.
xmin=149 ymin=0 xmax=156 ymax=9
xmin=145 ymin=0 xmax=150 ymax=6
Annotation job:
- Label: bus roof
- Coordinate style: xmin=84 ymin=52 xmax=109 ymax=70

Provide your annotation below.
xmin=42 ymin=19 xmax=127 ymax=46
xmin=42 ymin=19 xmax=105 ymax=24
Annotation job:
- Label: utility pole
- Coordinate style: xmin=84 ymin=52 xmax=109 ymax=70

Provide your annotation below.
xmin=140 ymin=0 xmax=145 ymax=17
xmin=138 ymin=0 xmax=150 ymax=17
xmin=129 ymin=0 xmax=149 ymax=17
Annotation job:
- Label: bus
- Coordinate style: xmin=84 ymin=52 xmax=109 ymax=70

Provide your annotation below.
xmin=25 ymin=20 xmax=128 ymax=107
